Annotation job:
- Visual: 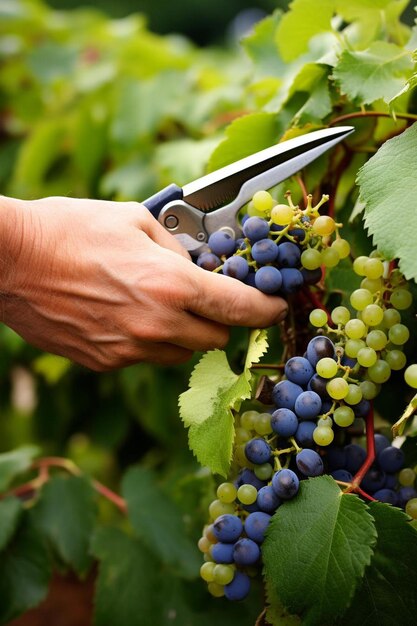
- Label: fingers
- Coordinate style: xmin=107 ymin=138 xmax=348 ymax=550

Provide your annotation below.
xmin=185 ymin=264 xmax=289 ymax=329
xmin=159 ymin=311 xmax=230 ymax=352
xmin=131 ymin=202 xmax=192 ymax=260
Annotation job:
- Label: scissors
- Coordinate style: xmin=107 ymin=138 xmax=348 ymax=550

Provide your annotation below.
xmin=143 ymin=126 xmax=354 ymax=256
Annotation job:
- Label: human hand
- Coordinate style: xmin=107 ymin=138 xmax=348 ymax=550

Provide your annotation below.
xmin=1 ymin=196 xmax=288 ymax=370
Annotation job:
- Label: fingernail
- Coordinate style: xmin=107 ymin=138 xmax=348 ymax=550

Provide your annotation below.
xmin=276 ymin=306 xmax=288 ymax=323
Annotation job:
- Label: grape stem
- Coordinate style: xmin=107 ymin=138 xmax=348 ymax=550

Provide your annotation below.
xmin=329 ymin=111 xmax=417 ymax=126
xmin=2 ymin=456 xmax=128 ymax=514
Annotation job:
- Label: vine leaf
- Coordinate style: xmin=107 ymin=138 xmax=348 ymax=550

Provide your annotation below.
xmin=339 ymin=502 xmax=417 ymax=626
xmin=392 ymin=392 xmax=417 ymax=437
xmin=31 ymin=475 xmax=96 ymax=575
xmin=0 ymin=445 xmax=40 ymax=492
xmin=243 ymin=10 xmax=284 ymax=79
xmin=333 ymin=41 xmax=413 ymax=104
xmin=262 ymin=476 xmax=377 ymax=626
xmin=179 ymin=330 xmax=268 ymax=476
xmin=91 ymin=527 xmax=162 ymax=626
xmin=357 ymin=123 xmax=417 ymax=280
xmin=0 ymin=513 xmax=51 ymax=624
xmin=0 ymin=497 xmax=22 ymax=551
xmin=122 ymin=466 xmax=201 ymax=579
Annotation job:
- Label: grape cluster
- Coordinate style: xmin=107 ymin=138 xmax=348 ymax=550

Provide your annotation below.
xmin=198 ymin=251 xmax=416 ymax=602
xmin=197 ymin=190 xmax=350 ymax=295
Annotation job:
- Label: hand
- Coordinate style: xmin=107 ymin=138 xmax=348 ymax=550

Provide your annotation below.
xmin=1 ymin=196 xmax=288 ymax=370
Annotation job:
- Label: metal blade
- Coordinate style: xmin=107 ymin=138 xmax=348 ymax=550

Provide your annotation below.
xmin=182 ymin=126 xmax=354 ymax=212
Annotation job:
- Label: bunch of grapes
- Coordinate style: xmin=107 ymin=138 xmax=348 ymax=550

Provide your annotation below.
xmin=197 ymin=190 xmax=350 ymax=295
xmin=197 ymin=249 xmax=417 ymax=602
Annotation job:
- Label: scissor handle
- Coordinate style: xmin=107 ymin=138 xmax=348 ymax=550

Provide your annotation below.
xmin=143 ymin=184 xmax=183 ymax=218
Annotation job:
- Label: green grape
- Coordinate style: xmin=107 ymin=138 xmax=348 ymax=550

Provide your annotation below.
xmin=345 ymin=319 xmax=367 ymax=339
xmin=405 ymin=498 xmax=417 ymax=520
xmin=359 ymin=380 xmax=380 ymax=400
xmin=326 ymin=377 xmax=349 ymax=400
xmin=321 ymin=247 xmax=340 ymax=268
xmin=209 ymin=500 xmax=236 ymax=520
xmin=364 ymin=257 xmax=384 ymax=279
xmin=309 ymin=308 xmax=328 ymax=328
xmin=235 ymin=444 xmax=252 ymax=468
xmin=350 ymin=288 xmax=373 ymax=311
xmin=385 ymin=349 xmax=407 ymax=371
xmin=357 ymin=347 xmax=377 ymax=368
xmin=240 ymin=410 xmax=258 ymax=430
xmin=213 ymin=564 xmax=235 ymax=585
xmin=235 ymin=427 xmax=251 ymax=444
xmin=345 ymin=339 xmax=366 ymax=358
xmin=313 ymin=426 xmax=334 ymax=446
xmin=390 ymin=269 xmax=405 ymax=287
xmin=369 ymin=250 xmax=384 ymax=259
xmin=208 ymin=582 xmax=225 ymax=598
xmin=198 ymin=536 xmax=211 ymax=553
xmin=204 ymin=524 xmax=216 ymax=542
xmin=254 ymin=412 xmax=273 ymax=435
xmin=353 ymin=255 xmax=369 ymax=276
xmin=344 ymin=384 xmax=363 ymax=405
xmin=361 ymin=304 xmax=384 ymax=327
xmin=366 ymin=329 xmax=388 ymax=351
xmin=271 ymin=204 xmax=294 ymax=225
xmin=254 ymin=463 xmax=273 ymax=480
xmin=399 ymin=468 xmax=416 ymax=487
xmin=237 ymin=484 xmax=258 ymax=505
xmin=301 ymin=248 xmax=322 ymax=270
xmin=331 ymin=306 xmax=350 ymax=325
xmin=388 ymin=323 xmax=410 ymax=345
xmin=312 ymin=215 xmax=336 ymax=236
xmin=200 ymin=562 xmax=216 ymax=582
xmin=217 ymin=482 xmax=237 ymax=504
xmin=316 ymin=357 xmax=338 ymax=378
xmin=390 ymin=288 xmax=412 ymax=310
xmin=404 ymin=364 xmax=417 ymax=388
xmin=382 ymin=308 xmax=401 ymax=328
xmin=246 ymin=201 xmax=264 ymax=217
xmin=368 ymin=359 xmax=391 ymax=384
xmin=253 ymin=190 xmax=274 ymax=213
xmin=333 ymin=405 xmax=355 ymax=427
xmin=331 ymin=238 xmax=350 ymax=259
xmin=360 ymin=277 xmax=383 ymax=293
xmin=203 ymin=552 xmax=213 ymax=562
xmin=318 ymin=416 xmax=332 ymax=427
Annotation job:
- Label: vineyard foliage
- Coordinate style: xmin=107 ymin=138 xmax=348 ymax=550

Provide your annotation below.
xmin=1 ymin=0 xmax=417 ymax=624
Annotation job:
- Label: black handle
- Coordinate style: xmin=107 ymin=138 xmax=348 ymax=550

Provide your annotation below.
xmin=143 ymin=184 xmax=183 ymax=219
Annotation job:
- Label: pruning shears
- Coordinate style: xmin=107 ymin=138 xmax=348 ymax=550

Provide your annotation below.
xmin=143 ymin=126 xmax=354 ymax=256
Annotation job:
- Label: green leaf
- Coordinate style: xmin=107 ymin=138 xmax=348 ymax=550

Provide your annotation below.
xmin=275 ymin=0 xmax=335 ymax=62
xmin=32 ymin=353 xmax=71 ymax=384
xmin=0 ymin=445 xmax=39 ymax=491
xmin=333 ymin=42 xmax=413 ymax=105
xmin=91 ymin=527 xmax=162 ymax=626
xmin=0 ymin=497 xmax=22 ymax=551
xmin=208 ymin=112 xmax=283 ymax=172
xmin=31 ymin=475 xmax=96 ymax=575
xmin=390 ymin=70 xmax=417 ymax=108
xmin=243 ymin=10 xmax=285 ymax=78
xmin=392 ymin=392 xmax=417 ymax=436
xmin=263 ymin=476 xmax=377 ymax=626
xmin=179 ymin=330 xmax=268 ymax=476
xmin=122 ymin=466 xmax=201 ymax=579
xmin=155 ymin=137 xmax=221 ymax=187
xmin=0 ymin=514 xmax=51 ymax=624
xmin=357 ymin=123 xmax=417 ymax=280
xmin=340 ymin=502 xmax=417 ymax=626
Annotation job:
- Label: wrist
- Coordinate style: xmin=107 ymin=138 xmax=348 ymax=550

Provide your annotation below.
xmin=0 ymin=196 xmax=27 ymax=298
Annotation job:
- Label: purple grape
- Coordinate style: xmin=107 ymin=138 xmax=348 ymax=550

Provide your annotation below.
xmin=257 ymin=485 xmax=281 ymax=513
xmin=374 ymin=434 xmax=391 ymax=456
xmin=224 ymin=571 xmax=251 ymax=601
xmin=223 ymin=256 xmax=249 ymax=280
xmin=197 ymin=252 xmax=221 ymax=271
xmin=242 ymin=217 xmax=270 ymax=242
xmin=307 ymin=374 xmax=331 ymax=399
xmin=285 ymin=356 xmax=314 ymax=386
xmin=271 ymin=408 xmax=298 ymax=437
xmin=353 ymin=399 xmax=371 ymax=418
xmin=208 ymin=230 xmax=236 ymax=256
xmin=233 ymin=538 xmax=260 ymax=565
xmin=235 ymin=468 xmax=265 ymax=491
xmin=213 ymin=514 xmax=243 ymax=543
xmin=277 ymin=241 xmax=301 ymax=268
xmin=272 ymin=469 xmax=299 ymax=499
xmin=398 ymin=486 xmax=417 ymax=508
xmin=211 ymin=542 xmax=235 ymax=564
xmin=294 ymin=390 xmax=322 ymax=420
xmin=245 ymin=438 xmax=272 ymax=465
xmin=251 ymin=238 xmax=279 ymax=264
xmin=361 ymin=467 xmax=386 ymax=493
xmin=344 ymin=444 xmax=367 ymax=474
xmin=272 ymin=380 xmax=303 ymax=411
xmin=296 ymin=449 xmax=324 ymax=477
xmin=244 ymin=511 xmax=271 ymax=543
xmin=301 ymin=267 xmax=322 ymax=285
xmin=280 ymin=268 xmax=304 ymax=294
xmin=307 ymin=335 xmax=336 ymax=367
xmin=295 ymin=421 xmax=316 ymax=448
xmin=331 ymin=469 xmax=353 ymax=482
xmin=377 ymin=446 xmax=405 ymax=474
xmin=373 ymin=488 xmax=399 ymax=505
xmin=254 ymin=266 xmax=282 ymax=294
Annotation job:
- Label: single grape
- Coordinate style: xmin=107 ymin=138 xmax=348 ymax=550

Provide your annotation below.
xmin=313 ymin=426 xmax=334 ymax=446
xmin=331 ymin=238 xmax=350 ymax=259
xmin=240 ymin=410 xmax=258 ymax=430
xmin=309 ymin=308 xmax=328 ymax=328
xmin=353 ymin=398 xmax=371 ymax=418
xmin=367 ymin=359 xmax=391 ymax=383
xmin=316 ymin=357 xmax=338 ymax=379
xmin=257 ymin=485 xmax=281 ymax=514
xmin=307 ymin=373 xmax=331 ymax=399
xmin=344 ymin=443 xmax=367 ymax=473
xmin=344 ymin=384 xmax=363 ymax=405
xmin=244 ymin=511 xmax=271 ymax=543
xmin=280 ymin=268 xmax=304 ymax=294
xmin=345 ymin=338 xmax=366 ymax=358
xmin=312 ymin=215 xmax=335 ymax=236
xmin=242 ymin=216 xmax=270 ymax=242
xmin=333 ymin=405 xmax=355 ymax=427
xmin=331 ymin=306 xmax=350 ymax=325
xmin=272 ymin=469 xmax=300 ymax=499
xmin=253 ymin=190 xmax=274 ymax=213
xmin=217 ymin=483 xmax=237 ymax=504
xmin=204 ymin=524 xmax=216 ymax=543
xmin=357 ymin=347 xmax=377 ymax=368
xmin=208 ymin=582 xmax=225 ymax=598
xmin=301 ymin=248 xmax=322 ymax=270
xmin=197 ymin=252 xmax=222 ymax=271
xmin=405 ymin=364 xmax=417 ymax=388
xmin=254 ymin=266 xmax=282 ymax=294
xmin=373 ymin=488 xmax=398 ymax=506
xmin=364 ymin=257 xmax=384 ymax=279
xmin=245 ymin=438 xmax=271 ymax=465
xmin=385 ymin=349 xmax=407 ymax=370
xmin=361 ymin=303 xmax=384 ymax=327
xmin=223 ymin=255 xmax=249 ymax=280
xmin=361 ymin=277 xmax=383 ymax=293
xmin=390 ymin=288 xmax=412 ymax=310
xmin=208 ymin=230 xmax=236 ymax=256
xmin=361 ymin=467 xmax=386 ymax=493
xmin=398 ymin=486 xmax=417 ymax=508
xmin=352 ymin=256 xmax=369 ymax=276
xmin=233 ymin=538 xmax=260 ymax=566
xmin=374 ymin=433 xmax=391 ymax=456
xmin=359 ymin=380 xmax=379 ymax=400
xmin=213 ymin=514 xmax=243 ymax=543
xmin=388 ymin=323 xmax=410 ymax=346
xmin=317 ymin=416 xmax=332 ymax=428
xmin=294 ymin=390 xmax=322 ymax=420
xmin=236 ymin=468 xmax=266 ymax=491
xmin=209 ymin=500 xmax=236 ymax=520
xmin=237 ymin=484 xmax=258 ymax=505
xmin=213 ymin=564 xmax=235 ymax=585
xmin=271 ymin=408 xmax=298 ymax=437
xmin=366 ymin=329 xmax=388 ymax=351
xmin=331 ymin=469 xmax=353 ymax=482
xmin=306 ymin=336 xmax=336 ymax=367
xmin=405 ymin=498 xmax=417 ymax=520
xmin=277 ymin=241 xmax=301 ymax=268
xmin=235 ymin=427 xmax=251 ymax=445
xmin=271 ymin=203 xmax=294 ymax=226
xmin=198 ymin=536 xmax=211 ymax=553
xmin=296 ymin=449 xmax=324 ymax=477
xmin=224 ymin=571 xmax=251 ymax=601
xmin=399 ymin=468 xmax=416 ymax=487
xmin=251 ymin=238 xmax=279 ymax=264
xmin=253 ymin=412 xmax=273 ymax=436
xmin=211 ymin=542 xmax=235 ymax=564
xmin=272 ymin=380 xmax=303 ymax=410
xmin=200 ymin=561 xmax=216 ymax=582
xmin=285 ymin=356 xmax=315 ymax=386
xmin=301 ymin=266 xmax=323 ymax=285
xmin=350 ymin=288 xmax=373 ymax=311
xmin=377 ymin=446 xmax=405 ymax=473
xmin=295 ymin=421 xmax=317 ymax=448
xmin=326 ymin=377 xmax=349 ymax=400
xmin=254 ymin=463 xmax=273 ymax=480
xmin=345 ymin=319 xmax=367 ymax=339
xmin=382 ymin=308 xmax=401 ymax=328
xmin=321 ymin=247 xmax=340 ymax=268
